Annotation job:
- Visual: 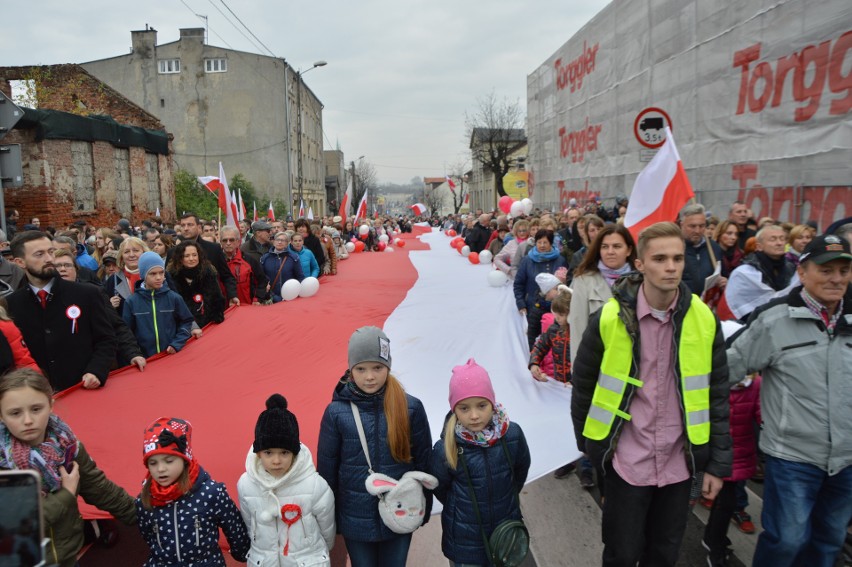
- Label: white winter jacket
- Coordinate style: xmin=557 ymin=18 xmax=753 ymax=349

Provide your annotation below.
xmin=238 ymin=444 xmax=336 ymax=567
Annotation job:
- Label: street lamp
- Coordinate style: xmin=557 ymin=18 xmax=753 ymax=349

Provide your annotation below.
xmin=296 ymin=60 xmax=327 ymax=216
xmin=350 ymin=156 xmax=364 ymax=218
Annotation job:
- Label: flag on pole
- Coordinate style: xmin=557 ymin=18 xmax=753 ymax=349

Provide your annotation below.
xmin=410 ymin=203 xmax=427 ymax=216
xmin=299 ymin=200 xmax=305 ymax=219
xmin=268 ymin=201 xmax=275 ymax=221
xmin=155 ymin=206 xmax=160 ymax=217
xmin=219 ymin=163 xmax=239 ymax=228
xmin=464 ymin=193 xmax=470 ymax=204
xmin=230 ymin=190 xmax=240 ymax=227
xmin=355 ymin=190 xmax=368 ymax=221
xmin=339 ymin=178 xmax=353 ymax=219
xmin=374 ymin=209 xmax=379 ymax=219
xmin=237 ymin=189 xmax=246 ymax=221
xmin=623 ymin=127 xmax=694 ymax=240
xmin=446 ymin=175 xmax=457 ymax=193
xmin=198 ymin=175 xmax=227 ymax=214
xmin=307 ymin=207 xmax=314 ymax=221
xmin=253 ymin=201 xmax=258 ymax=222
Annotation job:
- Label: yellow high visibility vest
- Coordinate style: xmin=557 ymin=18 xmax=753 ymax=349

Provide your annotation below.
xmin=582 ymin=294 xmax=716 ymax=445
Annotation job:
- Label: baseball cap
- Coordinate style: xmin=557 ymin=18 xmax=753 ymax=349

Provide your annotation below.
xmin=799 ymin=234 xmax=852 ymax=265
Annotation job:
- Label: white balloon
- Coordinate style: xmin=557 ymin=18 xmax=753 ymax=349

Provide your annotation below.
xmin=510 ymin=201 xmax=525 ymax=217
xmin=479 ymin=250 xmax=493 ymax=264
xmin=345 ymin=242 xmax=355 ymax=252
xmin=384 ymin=247 xmax=395 ymax=253
xmin=281 ymin=279 xmax=301 ymax=301
xmin=521 ymin=198 xmax=533 ymax=215
xmin=394 ymin=238 xmax=402 ymax=246
xmin=487 ymin=270 xmax=508 ymax=287
xmin=379 ymin=234 xmax=389 ymax=243
xmin=358 ymin=225 xmax=369 ymax=235
xmin=298 ymin=277 xmax=320 ymax=298
xmin=461 ymin=245 xmax=471 ymax=257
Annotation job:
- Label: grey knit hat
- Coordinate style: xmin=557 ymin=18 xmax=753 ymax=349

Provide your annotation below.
xmin=348 ymin=326 xmax=392 ymax=370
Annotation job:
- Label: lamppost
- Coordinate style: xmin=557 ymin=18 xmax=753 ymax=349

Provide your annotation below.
xmin=296 ymin=60 xmax=327 ymax=216
xmin=350 ymin=155 xmax=364 ymax=218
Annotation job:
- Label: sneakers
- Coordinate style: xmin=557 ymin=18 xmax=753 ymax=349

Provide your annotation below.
xmin=699 ymin=496 xmax=714 ymax=510
xmin=553 ymin=463 xmax=576 ymax=479
xmin=731 ymin=510 xmax=756 ymax=534
xmin=579 ymin=468 xmax=595 ymax=489
xmin=701 ymin=539 xmax=732 ymax=567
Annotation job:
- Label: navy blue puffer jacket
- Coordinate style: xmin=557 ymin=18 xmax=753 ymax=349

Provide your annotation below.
xmin=136 ymin=467 xmax=250 ymax=566
xmin=316 ymin=377 xmax=433 ymax=542
xmin=430 ymin=419 xmax=531 ymax=565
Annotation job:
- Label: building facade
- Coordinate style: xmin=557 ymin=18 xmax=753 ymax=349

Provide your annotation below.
xmin=0 ymin=65 xmax=174 ymax=228
xmin=323 ymin=149 xmax=345 ymax=216
xmin=81 ymin=27 xmax=326 ymax=217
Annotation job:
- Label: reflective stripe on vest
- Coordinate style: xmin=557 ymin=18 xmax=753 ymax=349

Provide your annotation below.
xmin=582 ymin=294 xmax=715 ymax=445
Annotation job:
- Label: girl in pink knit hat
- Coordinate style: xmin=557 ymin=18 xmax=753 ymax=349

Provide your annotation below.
xmin=430 ymin=358 xmax=531 ymax=566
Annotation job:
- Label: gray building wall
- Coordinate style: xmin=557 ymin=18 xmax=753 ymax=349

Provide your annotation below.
xmin=82 ymin=28 xmax=325 ymax=216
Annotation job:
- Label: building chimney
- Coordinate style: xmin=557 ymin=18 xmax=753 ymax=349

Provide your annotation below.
xmin=131 ymin=28 xmax=157 ymax=58
xmin=179 ymin=28 xmax=205 ymax=44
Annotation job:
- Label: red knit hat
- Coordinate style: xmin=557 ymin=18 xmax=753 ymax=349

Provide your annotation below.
xmin=142 ymin=417 xmax=193 ymax=465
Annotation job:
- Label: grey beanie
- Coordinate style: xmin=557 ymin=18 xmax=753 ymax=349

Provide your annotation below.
xmin=348 ymin=326 xmax=392 ymax=370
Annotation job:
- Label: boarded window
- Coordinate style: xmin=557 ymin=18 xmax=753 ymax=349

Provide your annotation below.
xmin=146 ymin=153 xmax=161 ymax=212
xmin=71 ymin=141 xmax=94 ymax=211
xmin=114 ymin=148 xmax=131 ymax=215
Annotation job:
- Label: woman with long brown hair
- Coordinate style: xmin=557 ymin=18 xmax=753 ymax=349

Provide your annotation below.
xmin=167 ymin=241 xmax=226 ymax=327
xmin=713 ymin=220 xmax=745 ymax=277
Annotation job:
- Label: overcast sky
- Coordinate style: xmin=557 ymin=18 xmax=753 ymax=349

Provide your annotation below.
xmin=1 ymin=0 xmax=610 ymax=185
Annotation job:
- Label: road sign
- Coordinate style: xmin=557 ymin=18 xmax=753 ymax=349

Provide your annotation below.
xmin=633 ymin=107 xmax=672 ymax=149
xmin=0 ymin=92 xmax=24 ymax=141
xmin=0 ymin=145 xmax=23 ymax=188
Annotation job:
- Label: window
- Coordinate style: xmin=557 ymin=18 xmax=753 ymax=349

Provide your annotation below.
xmin=71 ymin=141 xmax=94 ymax=211
xmin=146 ymin=153 xmax=161 ymax=212
xmin=204 ymin=58 xmax=227 ymax=73
xmin=158 ymin=59 xmax=180 ymax=74
xmin=114 ymin=148 xmax=131 ymax=215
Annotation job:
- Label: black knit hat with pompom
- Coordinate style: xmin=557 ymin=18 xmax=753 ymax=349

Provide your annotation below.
xmin=253 ymin=394 xmax=300 ymax=455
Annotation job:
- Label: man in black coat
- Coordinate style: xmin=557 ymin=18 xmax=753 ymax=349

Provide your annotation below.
xmin=464 ymin=213 xmax=493 ymax=253
xmin=7 ymin=231 xmax=117 ymax=392
xmin=173 ymin=213 xmax=239 ymax=305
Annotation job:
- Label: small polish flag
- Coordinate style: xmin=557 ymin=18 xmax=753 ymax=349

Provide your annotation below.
xmin=198 ymin=175 xmax=227 ymax=215
xmin=623 ymin=127 xmax=694 ymax=240
xmin=253 ymin=201 xmax=258 ymax=222
xmin=267 ymin=202 xmax=275 ymax=221
xmin=355 ymin=190 xmax=368 ymax=221
xmin=339 ymin=178 xmax=353 ymax=219
xmin=155 ymin=207 xmax=160 ymax=217
xmin=446 ymin=175 xmax=457 ymax=193
xmin=410 ymin=203 xmax=427 ymax=216
xmin=464 ymin=193 xmax=470 ymax=204
xmin=237 ymin=189 xmax=246 ymax=221
xmin=299 ymin=200 xmax=305 ymax=219
xmin=307 ymin=207 xmax=314 ymax=220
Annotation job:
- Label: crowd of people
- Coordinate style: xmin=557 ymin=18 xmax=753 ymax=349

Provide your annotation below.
xmin=0 ymin=196 xmax=850 ymax=567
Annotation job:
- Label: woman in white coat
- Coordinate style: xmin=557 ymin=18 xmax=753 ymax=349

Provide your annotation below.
xmin=568 ymin=224 xmax=637 ymax=364
xmin=238 ymin=394 xmax=336 ymax=567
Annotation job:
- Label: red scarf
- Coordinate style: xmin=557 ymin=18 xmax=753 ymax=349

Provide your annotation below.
xmin=125 ymin=269 xmax=141 ymax=294
xmin=146 ymin=458 xmax=201 ymax=507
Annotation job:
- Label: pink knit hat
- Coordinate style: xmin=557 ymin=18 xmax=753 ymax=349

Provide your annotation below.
xmin=449 ymin=358 xmax=496 ymax=409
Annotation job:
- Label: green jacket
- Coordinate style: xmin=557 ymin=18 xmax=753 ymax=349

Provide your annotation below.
xmin=42 ymin=442 xmax=136 ymax=567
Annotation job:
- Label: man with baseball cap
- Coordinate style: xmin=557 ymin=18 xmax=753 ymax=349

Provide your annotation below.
xmin=726 ymin=233 xmax=852 ymax=567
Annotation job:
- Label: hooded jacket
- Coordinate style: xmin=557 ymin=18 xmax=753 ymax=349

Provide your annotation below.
xmin=571 ymin=272 xmax=732 ymax=480
xmin=316 ymin=377 xmax=433 ymax=542
xmin=237 ymin=444 xmax=335 ymax=566
xmin=727 ymin=287 xmax=852 ymax=475
xmin=136 ymin=467 xmax=249 ymax=567
xmin=430 ymin=418 xmax=530 ymax=565
xmin=291 ymin=246 xmax=320 ymax=279
xmin=122 ymin=282 xmax=195 ymax=357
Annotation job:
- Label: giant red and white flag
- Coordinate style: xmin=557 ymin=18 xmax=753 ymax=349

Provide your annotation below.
xmin=355 ymin=189 xmax=368 ymax=221
xmin=623 ymin=127 xmax=694 ymax=240
xmin=219 ymin=163 xmax=239 ymax=228
xmin=339 ymin=178 xmax=353 ymax=219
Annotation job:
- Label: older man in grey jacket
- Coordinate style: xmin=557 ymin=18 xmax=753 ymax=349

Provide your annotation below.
xmin=726 ymin=233 xmax=852 ymax=567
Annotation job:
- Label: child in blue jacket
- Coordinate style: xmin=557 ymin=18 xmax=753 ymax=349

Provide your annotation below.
xmin=123 ymin=252 xmax=194 ymax=357
xmin=430 ymin=359 xmax=531 ymax=566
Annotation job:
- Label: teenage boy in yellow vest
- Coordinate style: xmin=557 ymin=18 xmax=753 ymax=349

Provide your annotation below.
xmin=571 ymin=222 xmax=732 ymax=567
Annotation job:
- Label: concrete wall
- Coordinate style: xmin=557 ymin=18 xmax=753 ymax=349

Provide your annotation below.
xmin=82 ymin=28 xmax=326 ymax=215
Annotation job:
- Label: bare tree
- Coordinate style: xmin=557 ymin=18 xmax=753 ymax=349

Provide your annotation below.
xmin=353 ymin=160 xmax=378 ymax=210
xmin=466 ymin=91 xmax=525 ymax=198
xmin=446 ymin=159 xmax=470 ymax=214
xmin=412 ymin=184 xmax=444 ymax=217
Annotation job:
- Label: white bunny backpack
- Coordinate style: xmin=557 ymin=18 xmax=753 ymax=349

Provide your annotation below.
xmin=365 ymin=471 xmax=439 ymax=534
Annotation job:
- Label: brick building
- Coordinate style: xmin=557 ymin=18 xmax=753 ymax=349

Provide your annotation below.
xmin=0 ymin=64 xmax=174 ymax=229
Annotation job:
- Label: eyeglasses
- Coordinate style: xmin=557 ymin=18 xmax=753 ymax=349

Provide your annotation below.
xmin=221 ymin=238 xmax=237 ymax=242
xmin=54 ymin=263 xmax=75 ymax=269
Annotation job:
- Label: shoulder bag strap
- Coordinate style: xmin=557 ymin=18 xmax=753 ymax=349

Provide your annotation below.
xmin=350 ymin=402 xmax=374 ymax=474
xmin=499 ymin=437 xmax=522 ymax=511
xmin=270 ymin=255 xmax=288 ymax=291
xmin=458 ymin=448 xmax=494 ymax=559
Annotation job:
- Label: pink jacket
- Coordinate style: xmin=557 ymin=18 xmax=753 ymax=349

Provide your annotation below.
xmin=727 ymin=376 xmax=762 ymax=481
xmin=538 ymin=313 xmax=555 ymax=377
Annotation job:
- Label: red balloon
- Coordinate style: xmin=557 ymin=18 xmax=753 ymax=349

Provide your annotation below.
xmin=354 ymin=241 xmax=365 ymax=252
xmin=377 ymin=241 xmax=387 ymax=251
xmin=447 ymin=229 xmax=457 ymax=237
xmin=468 ymin=252 xmax=480 ymax=264
xmin=396 ymin=239 xmax=406 ymax=248
xmin=359 ymin=233 xmax=368 ymax=241
xmin=498 ymin=195 xmax=513 ymax=214
xmin=457 ymin=245 xmax=464 ymax=255
xmin=452 ymin=238 xmax=464 ymax=249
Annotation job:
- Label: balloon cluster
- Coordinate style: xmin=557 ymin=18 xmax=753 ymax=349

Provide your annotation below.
xmin=279 ymin=276 xmax=321 ymax=301
xmin=449 ymin=236 xmax=493 ymax=266
xmin=498 ymin=196 xmax=534 ymax=217
xmin=348 ymin=233 xmax=405 ymax=253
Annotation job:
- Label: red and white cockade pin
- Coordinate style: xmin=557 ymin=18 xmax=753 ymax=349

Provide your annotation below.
xmin=193 ymin=294 xmax=204 ymax=314
xmin=66 ymin=304 xmax=81 ymax=334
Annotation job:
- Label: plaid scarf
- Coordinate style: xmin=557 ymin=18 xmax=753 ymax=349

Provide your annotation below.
xmin=455 ymin=403 xmax=510 ymax=447
xmin=0 ymin=414 xmax=79 ymax=494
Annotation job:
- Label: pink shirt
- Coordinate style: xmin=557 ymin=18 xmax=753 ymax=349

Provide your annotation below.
xmin=613 ymin=285 xmax=691 ymax=487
